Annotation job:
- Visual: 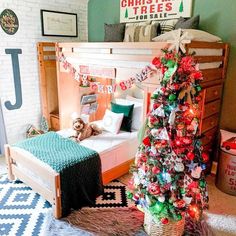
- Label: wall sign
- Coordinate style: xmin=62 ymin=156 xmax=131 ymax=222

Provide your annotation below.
xmin=120 ymin=0 xmax=193 ymax=23
xmin=5 ymin=49 xmax=23 ymax=110
xmin=0 ymin=9 xmax=19 ymax=35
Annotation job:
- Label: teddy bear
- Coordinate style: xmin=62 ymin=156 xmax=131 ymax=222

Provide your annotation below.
xmin=70 ymin=117 xmax=102 ymax=142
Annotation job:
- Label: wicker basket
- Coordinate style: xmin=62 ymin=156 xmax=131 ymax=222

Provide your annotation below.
xmin=144 ymin=212 xmax=185 ymax=236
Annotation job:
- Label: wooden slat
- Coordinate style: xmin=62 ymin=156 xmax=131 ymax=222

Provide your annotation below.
xmin=188 ymin=41 xmax=227 ymax=49
xmin=41 ymin=51 xmax=56 ymax=56
xmin=44 ymin=61 xmax=56 ymax=66
xmin=194 ymin=56 xmax=224 ymax=63
xmin=12 ymin=165 xmax=54 ymax=203
xmin=10 ymin=148 xmax=56 ymax=186
xmin=63 ymin=52 xmax=154 ymax=62
xmin=58 ymin=42 xmax=170 ymax=50
xmin=38 ymin=42 xmax=55 ymax=47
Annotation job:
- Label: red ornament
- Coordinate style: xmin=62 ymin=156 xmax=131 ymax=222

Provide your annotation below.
xmin=128 ymin=179 xmax=135 ymax=190
xmin=187 ymin=152 xmax=195 ymax=161
xmin=143 ymin=136 xmax=151 ymax=146
xmin=174 ymin=199 xmax=186 ymax=208
xmin=153 ymin=103 xmax=160 ymax=110
xmin=172 ymin=83 xmax=180 ymax=90
xmin=152 ymin=57 xmax=162 ymax=67
xmin=175 ymin=138 xmax=182 ymax=147
xmin=183 ymin=137 xmax=192 ymax=145
xmin=195 ymin=96 xmax=202 ymax=102
xmin=152 ymin=166 xmax=161 ymax=174
xmin=161 ymin=218 xmax=169 ymax=224
xmin=188 ymin=205 xmax=200 ymax=219
xmin=202 ymin=153 xmax=209 ymax=163
xmin=148 ymin=183 xmax=161 ymax=195
xmin=133 ymin=193 xmax=139 ymax=201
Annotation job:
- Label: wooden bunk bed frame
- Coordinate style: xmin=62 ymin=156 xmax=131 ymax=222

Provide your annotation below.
xmin=5 ymin=41 xmax=229 ymax=219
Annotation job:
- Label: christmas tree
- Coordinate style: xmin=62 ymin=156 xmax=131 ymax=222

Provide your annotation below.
xmin=128 ymin=50 xmax=209 ymax=225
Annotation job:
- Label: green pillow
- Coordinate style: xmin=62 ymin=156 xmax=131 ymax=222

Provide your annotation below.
xmin=111 ymin=102 xmax=134 ymax=132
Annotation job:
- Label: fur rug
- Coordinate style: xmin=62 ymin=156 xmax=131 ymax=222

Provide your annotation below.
xmin=43 ymin=207 xmax=214 ymax=236
xmin=42 ymin=207 xmax=146 ymax=236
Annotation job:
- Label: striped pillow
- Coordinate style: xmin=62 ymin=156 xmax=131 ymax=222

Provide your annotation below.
xmin=152 ymin=19 xmax=178 ymax=35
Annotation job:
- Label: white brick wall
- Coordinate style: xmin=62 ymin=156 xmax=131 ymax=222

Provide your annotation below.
xmin=0 ymin=0 xmax=88 ymax=144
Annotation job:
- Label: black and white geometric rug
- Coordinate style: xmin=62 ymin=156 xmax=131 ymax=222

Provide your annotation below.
xmin=92 ymin=180 xmax=134 ymax=208
xmin=0 ymin=176 xmax=133 ymax=236
xmin=0 ymin=176 xmax=51 ymax=236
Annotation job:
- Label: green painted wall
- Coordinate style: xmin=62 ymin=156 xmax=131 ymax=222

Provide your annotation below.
xmin=88 ymin=0 xmax=120 ymax=42
xmin=88 ymin=0 xmax=236 ymax=131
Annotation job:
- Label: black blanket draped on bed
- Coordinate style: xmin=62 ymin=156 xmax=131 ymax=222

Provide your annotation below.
xmin=14 ymin=132 xmax=103 ymax=216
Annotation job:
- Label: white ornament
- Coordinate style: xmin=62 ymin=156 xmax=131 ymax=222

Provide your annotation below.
xmin=174 ymin=162 xmax=185 ymax=172
xmin=191 ymin=166 xmax=202 ymax=179
xmin=153 ymin=104 xmax=165 ymax=117
xmin=150 ymin=146 xmax=157 ymax=155
xmin=158 ymin=195 xmax=165 ymax=203
xmin=183 ymin=196 xmax=192 ymax=205
xmin=162 ymin=172 xmax=172 ymax=183
xmin=156 ymin=128 xmax=169 ymax=140
xmin=151 ymin=129 xmax=159 ymax=137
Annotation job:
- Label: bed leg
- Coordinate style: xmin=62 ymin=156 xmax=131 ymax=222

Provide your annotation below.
xmin=53 ymin=174 xmax=62 ymax=219
xmin=4 ymin=145 xmax=14 ymax=181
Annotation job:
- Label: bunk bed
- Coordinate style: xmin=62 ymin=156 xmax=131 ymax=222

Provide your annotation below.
xmin=5 ymin=38 xmax=229 ymax=218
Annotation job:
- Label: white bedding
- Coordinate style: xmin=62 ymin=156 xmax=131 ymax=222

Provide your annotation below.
xmin=12 ymin=130 xmax=139 ymax=189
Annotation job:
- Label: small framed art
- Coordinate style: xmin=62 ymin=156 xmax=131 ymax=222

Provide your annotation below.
xmin=41 ymin=10 xmax=77 ymax=37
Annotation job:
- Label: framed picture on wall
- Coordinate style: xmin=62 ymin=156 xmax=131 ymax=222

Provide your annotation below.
xmin=41 ymin=10 xmax=78 ymax=37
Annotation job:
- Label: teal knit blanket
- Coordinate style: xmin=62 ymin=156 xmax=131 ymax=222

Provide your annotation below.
xmin=14 ymin=132 xmax=103 ymax=216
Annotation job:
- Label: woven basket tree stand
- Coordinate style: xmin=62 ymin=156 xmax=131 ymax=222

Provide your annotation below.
xmin=144 ymin=212 xmax=185 ymax=236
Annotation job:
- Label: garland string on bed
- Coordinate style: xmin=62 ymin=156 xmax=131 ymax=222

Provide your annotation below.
xmin=58 ymin=53 xmax=156 ymax=93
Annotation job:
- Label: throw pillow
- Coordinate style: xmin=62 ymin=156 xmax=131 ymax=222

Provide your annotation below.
xmin=102 ymin=109 xmax=124 ymax=134
xmin=152 ymin=19 xmax=178 ymax=35
xmin=138 ymin=24 xmax=159 ymax=42
xmin=114 ymin=97 xmax=143 ymax=131
xmin=123 ymin=25 xmax=141 ymax=42
xmin=104 ymin=23 xmax=126 ymax=42
xmin=152 ymin=29 xmax=222 ymax=42
xmin=174 ymin=15 xmax=200 ymax=30
xmin=111 ymin=102 xmax=134 ymax=132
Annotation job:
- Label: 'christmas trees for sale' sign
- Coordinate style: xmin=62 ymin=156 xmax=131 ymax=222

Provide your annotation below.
xmin=120 ymin=0 xmax=193 ymax=23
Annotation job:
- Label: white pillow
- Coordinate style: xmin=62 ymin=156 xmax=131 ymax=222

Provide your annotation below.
xmin=102 ymin=109 xmax=124 ymax=134
xmin=152 ymin=29 xmax=222 ymax=42
xmin=114 ymin=98 xmax=143 ymax=131
xmin=126 ymin=95 xmax=143 ymax=104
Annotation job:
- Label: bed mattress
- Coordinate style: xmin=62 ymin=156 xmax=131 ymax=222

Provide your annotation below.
xmin=12 ymin=130 xmax=138 ymax=188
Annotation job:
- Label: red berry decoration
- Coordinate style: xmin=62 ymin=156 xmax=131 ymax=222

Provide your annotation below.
xmin=143 ymin=136 xmax=151 ymax=146
xmin=202 ymin=152 xmax=209 ymax=163
xmin=187 ymin=152 xmax=195 ymax=161
xmin=161 ymin=218 xmax=169 ymax=224
xmin=152 ymin=166 xmax=160 ymax=174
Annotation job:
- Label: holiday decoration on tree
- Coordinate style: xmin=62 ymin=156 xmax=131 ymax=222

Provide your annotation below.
xmin=128 ymin=49 xmax=209 ymax=227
